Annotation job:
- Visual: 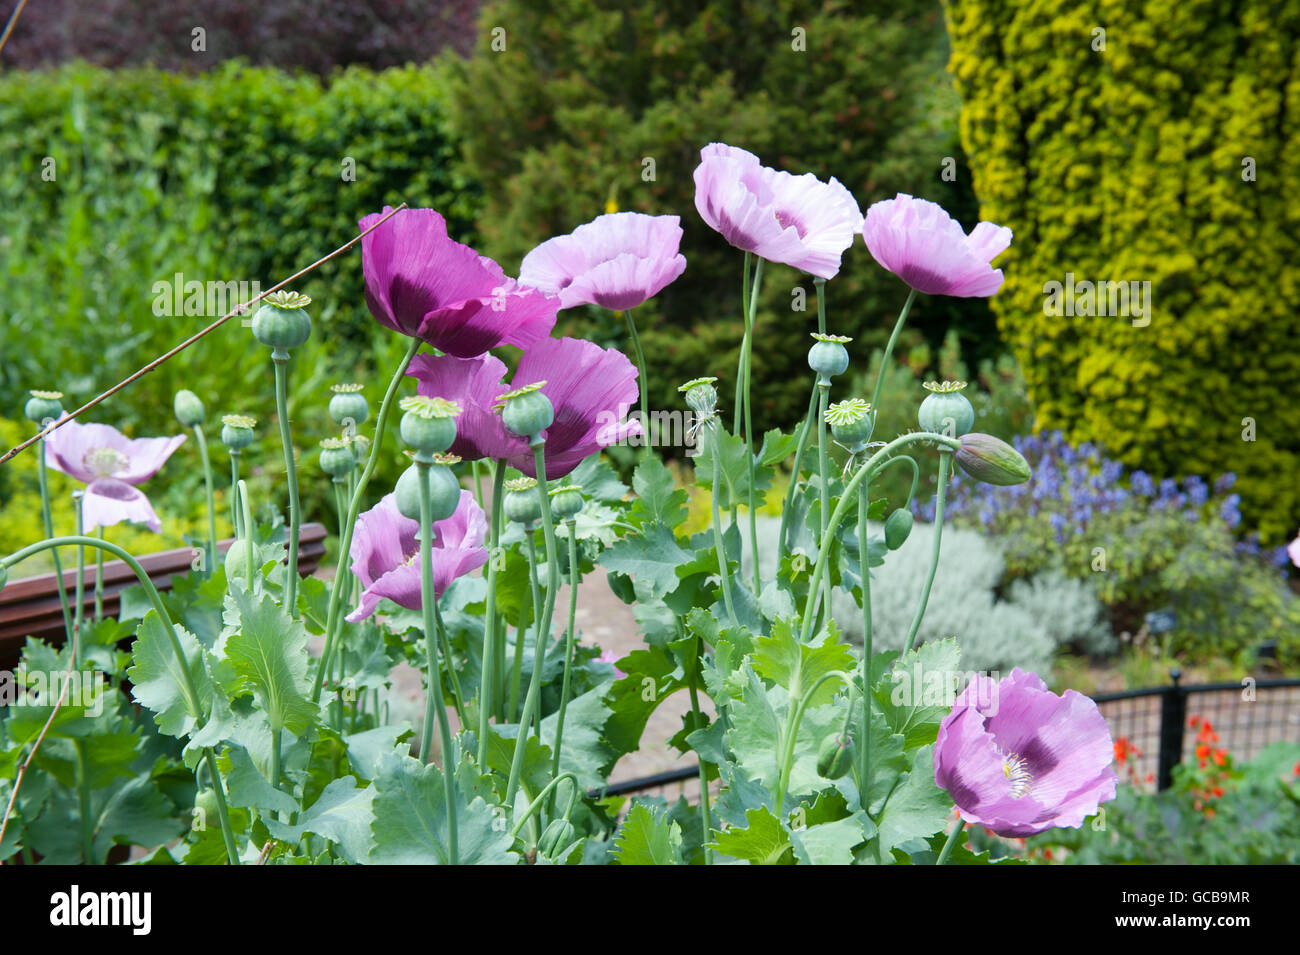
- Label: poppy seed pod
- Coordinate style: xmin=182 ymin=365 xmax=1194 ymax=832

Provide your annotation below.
xmin=220 ymin=414 xmax=256 ymax=451
xmin=319 ymin=438 xmax=356 ymax=479
xmin=955 ymin=432 xmax=1032 ymax=486
xmin=395 ymin=463 xmax=461 ymax=523
xmin=497 ymin=382 xmax=554 ymax=444
xmin=825 ymin=397 xmax=873 ymax=451
xmin=399 ymin=395 xmax=460 ymax=457
xmin=808 ymin=333 xmax=851 ymax=383
xmin=329 ymin=384 xmax=369 ymax=428
xmin=251 ymin=290 xmax=313 ymax=357
xmin=24 ymin=390 xmax=64 ymax=425
xmin=679 ymin=377 xmax=719 ymax=420
xmin=918 ymin=380 xmax=975 ymax=438
xmin=549 ymin=484 xmax=584 ymax=520
xmin=503 ymin=477 xmax=542 ymax=526
xmin=173 ymin=389 xmax=206 ymax=427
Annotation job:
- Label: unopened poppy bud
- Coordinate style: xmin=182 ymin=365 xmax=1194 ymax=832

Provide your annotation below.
xmin=503 ymin=477 xmax=542 ymax=526
xmin=24 ymin=390 xmax=64 ymax=425
xmin=329 ymin=384 xmax=369 ymax=428
xmin=399 ymin=395 xmax=460 ymax=457
xmin=538 ymin=818 xmax=577 ymax=859
xmin=497 ymin=382 xmax=554 ymax=444
xmin=251 ymin=290 xmax=313 ymax=358
xmin=884 ymin=508 xmax=913 ymax=550
xmin=955 ymin=432 xmax=1032 ymax=486
xmin=220 ymin=414 xmax=256 ymax=451
xmin=808 ymin=333 xmax=851 ymax=384
xmin=173 ymin=389 xmax=206 ymax=427
xmin=918 ymin=380 xmax=974 ymax=437
xmin=224 ymin=538 xmax=258 ymax=585
xmin=817 ymin=733 xmax=855 ymax=780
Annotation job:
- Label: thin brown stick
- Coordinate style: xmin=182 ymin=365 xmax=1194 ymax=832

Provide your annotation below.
xmin=0 ymin=202 xmax=409 ymax=467
xmin=0 ymin=622 xmax=79 ymax=857
xmin=0 ymin=0 xmax=30 ymax=59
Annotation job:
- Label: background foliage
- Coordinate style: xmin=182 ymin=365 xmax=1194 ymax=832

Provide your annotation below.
xmin=943 ymin=0 xmax=1300 ymax=540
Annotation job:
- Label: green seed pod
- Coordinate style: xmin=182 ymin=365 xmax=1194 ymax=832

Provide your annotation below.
xmin=220 ymin=414 xmax=256 ymax=451
xmin=918 ymin=381 xmax=974 ymax=438
xmin=955 ymin=432 xmax=1032 ymax=486
xmin=399 ymin=395 xmax=460 ymax=456
xmin=817 ymin=733 xmax=855 ymax=780
xmin=24 ymin=390 xmax=64 ymax=425
xmin=194 ymin=788 xmax=220 ymax=822
xmin=884 ymin=508 xmax=913 ymax=550
xmin=808 ymin=333 xmax=851 ymax=383
xmin=497 ymin=382 xmax=554 ymax=443
xmin=319 ymin=438 xmax=356 ymax=479
xmin=329 ymin=384 xmax=369 ymax=428
xmin=538 ymin=818 xmax=577 ymax=859
xmin=173 ymin=389 xmax=206 ymax=427
xmin=549 ymin=485 xmax=584 ymax=520
xmin=678 ymin=377 xmax=720 ymax=419
xmin=503 ymin=477 xmax=541 ymax=526
xmin=825 ymin=397 xmax=874 ymax=451
xmin=395 ymin=463 xmax=461 ymax=522
xmin=251 ymin=290 xmax=313 ymax=357
xmin=224 ymin=538 xmax=258 ymax=585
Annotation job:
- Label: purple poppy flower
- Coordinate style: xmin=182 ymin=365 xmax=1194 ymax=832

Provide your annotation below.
xmin=862 ymin=194 xmax=1012 ymax=297
xmin=358 ymin=206 xmax=559 ymax=358
xmin=693 ymin=143 xmax=863 ymax=280
xmin=44 ymin=418 xmax=186 ymax=533
xmin=407 ymin=336 xmax=642 ymax=479
xmin=1288 ymin=532 xmax=1300 ymax=569
xmin=518 ymin=212 xmax=687 ymax=311
xmin=345 ymin=489 xmax=488 ymax=623
xmin=934 ymin=668 xmax=1117 ymax=837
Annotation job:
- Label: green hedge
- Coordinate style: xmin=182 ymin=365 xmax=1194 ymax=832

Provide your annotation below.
xmin=0 ymin=61 xmax=478 ymax=519
xmin=943 ymin=0 xmax=1300 ymax=540
xmin=440 ymin=0 xmax=998 ymax=435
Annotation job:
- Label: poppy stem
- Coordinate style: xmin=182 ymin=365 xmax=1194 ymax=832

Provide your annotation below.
xmin=902 ymin=451 xmax=951 ymax=656
xmin=936 ymin=818 xmax=966 ymax=865
xmin=477 ymin=460 xmax=506 ymax=766
xmin=776 ymin=381 xmax=818 ymax=565
xmin=192 ymin=422 xmax=217 ymax=573
xmin=550 ymin=520 xmax=580 ymax=782
xmin=35 ymin=436 xmax=74 ymax=644
xmin=272 ymin=357 xmax=300 ymax=617
xmin=858 ymin=476 xmax=873 ymax=806
xmin=869 ymin=288 xmax=917 ymax=427
xmin=623 ymin=307 xmax=651 ymax=455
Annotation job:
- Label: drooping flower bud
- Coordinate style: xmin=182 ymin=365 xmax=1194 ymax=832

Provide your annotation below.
xmin=537 ymin=818 xmax=577 ymax=859
xmin=496 ymin=382 xmax=554 ymax=445
xmin=955 ymin=432 xmax=1032 ymax=486
xmin=884 ymin=508 xmax=913 ymax=550
xmin=224 ymin=538 xmax=258 ymax=586
xmin=549 ymin=484 xmax=584 ymax=521
xmin=220 ymin=414 xmax=256 ymax=451
xmin=329 ymin=383 xmax=370 ymax=428
xmin=503 ymin=476 xmax=542 ymax=526
xmin=399 ymin=395 xmax=460 ymax=458
xmin=251 ymin=290 xmax=313 ymax=358
xmin=24 ymin=390 xmax=64 ymax=425
xmin=318 ymin=437 xmax=356 ymax=480
xmin=918 ymin=380 xmax=974 ymax=438
xmin=817 ymin=733 xmax=855 ymax=780
xmin=808 ymin=333 xmax=851 ymax=384
xmin=173 ymin=389 xmax=206 ymax=427
xmin=825 ymin=397 xmax=873 ymax=451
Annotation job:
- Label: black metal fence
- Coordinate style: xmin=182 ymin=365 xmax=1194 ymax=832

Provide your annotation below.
xmin=599 ymin=674 xmax=1300 ymax=799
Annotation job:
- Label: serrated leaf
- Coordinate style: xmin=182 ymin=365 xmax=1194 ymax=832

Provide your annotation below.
xmin=221 ymin=744 xmax=298 ymax=817
xmin=92 ymin=776 xmax=187 ymax=863
xmin=875 ymin=745 xmax=951 ymax=855
xmin=709 ymin=806 xmax=791 ymax=865
xmin=612 ymin=803 xmax=683 ymax=865
xmin=626 ymin=454 xmax=688 ymax=529
xmin=875 ymin=638 xmax=962 ymax=747
xmin=265 ymin=776 xmax=376 ymax=863
xmin=751 ymin=616 xmax=854 ymax=707
xmin=218 ymin=587 xmax=318 ymax=736
xmin=790 ymin=815 xmax=866 ymax=866
xmin=539 ymin=688 xmax=613 ymax=789
xmin=127 ymin=612 xmax=211 ymax=739
xmin=596 ymin=523 xmax=692 ymax=600
xmin=369 ymin=752 xmax=517 ymax=865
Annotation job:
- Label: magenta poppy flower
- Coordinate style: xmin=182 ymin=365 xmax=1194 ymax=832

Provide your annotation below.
xmin=518 ymin=212 xmax=687 ymax=311
xmin=359 ymin=206 xmax=559 ymax=358
xmin=933 ymin=668 xmax=1117 ymax=837
xmin=407 ymin=336 xmax=642 ymax=479
xmin=44 ymin=418 xmax=185 ymax=533
xmin=862 ymin=194 xmax=1012 ymax=297
xmin=345 ymin=489 xmax=488 ymax=623
xmin=692 ymin=143 xmax=862 ymax=280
